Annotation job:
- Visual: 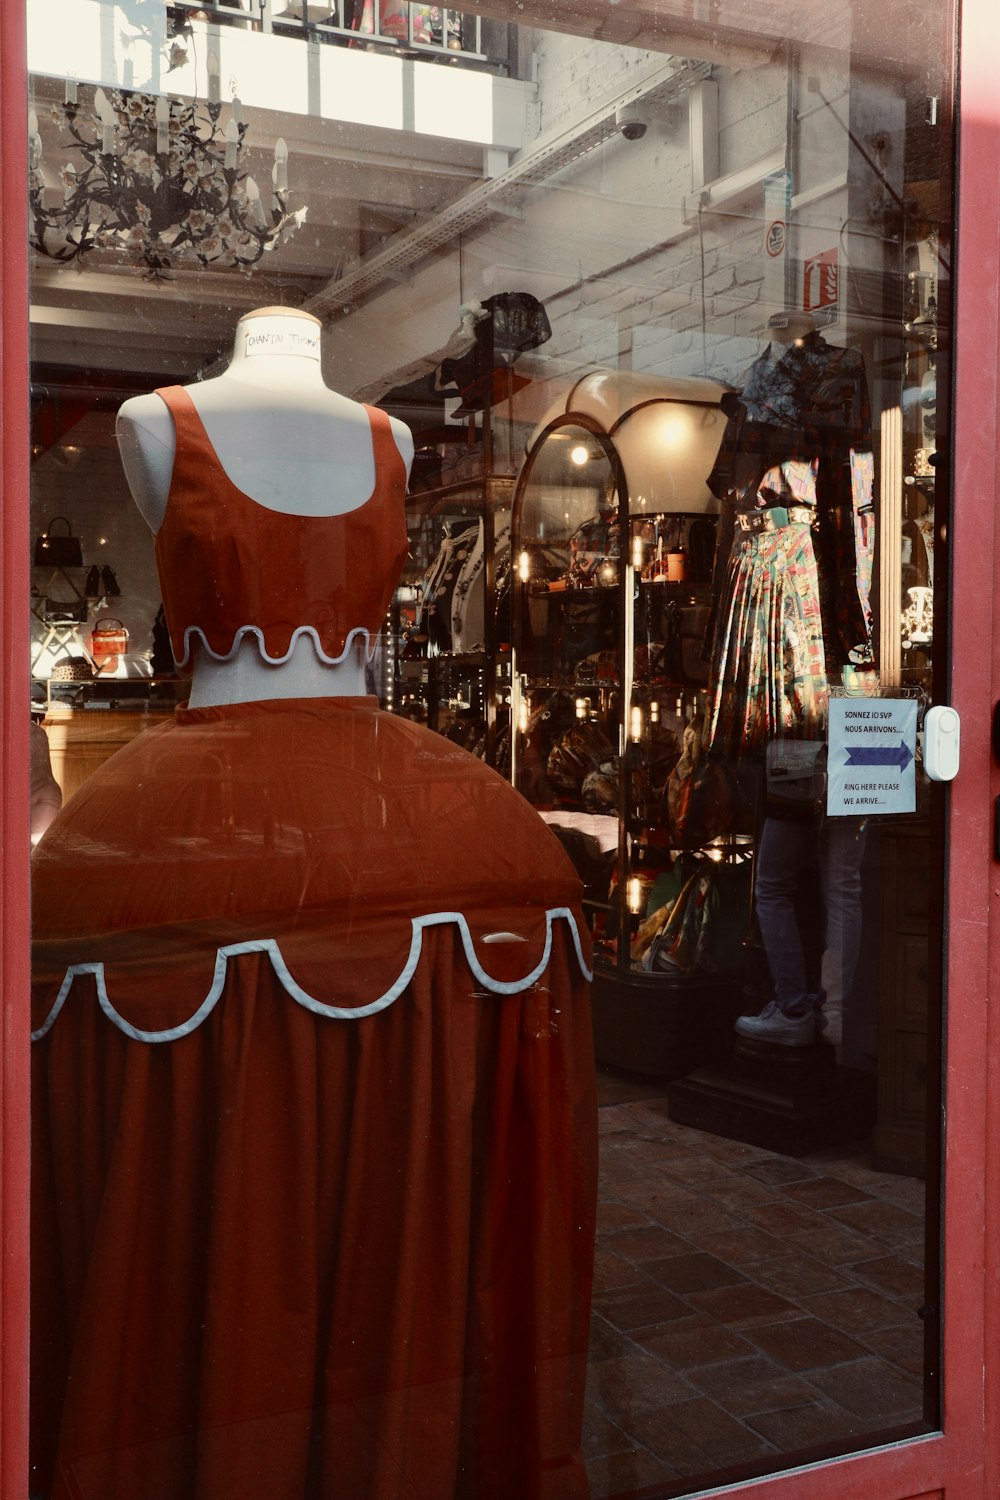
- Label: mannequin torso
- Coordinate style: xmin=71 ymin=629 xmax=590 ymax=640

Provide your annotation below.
xmin=116 ymin=307 xmax=414 ymax=707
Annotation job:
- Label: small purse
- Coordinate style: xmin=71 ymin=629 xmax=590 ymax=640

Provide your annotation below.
xmin=35 ymin=516 xmax=83 ymax=568
xmin=50 ymin=655 xmax=94 ymax=682
xmin=91 ymin=617 xmax=129 ymax=673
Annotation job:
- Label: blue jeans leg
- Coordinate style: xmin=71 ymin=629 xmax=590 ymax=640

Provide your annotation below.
xmin=754 ymin=815 xmax=817 ymax=1015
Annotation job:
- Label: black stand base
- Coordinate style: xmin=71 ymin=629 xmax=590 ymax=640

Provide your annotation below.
xmin=590 ymin=963 xmax=746 ymax=1081
xmin=667 ymin=1036 xmax=877 ymax=1157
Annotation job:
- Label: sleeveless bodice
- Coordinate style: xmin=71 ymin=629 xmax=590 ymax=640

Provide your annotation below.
xmin=153 ymin=385 xmax=409 ymax=668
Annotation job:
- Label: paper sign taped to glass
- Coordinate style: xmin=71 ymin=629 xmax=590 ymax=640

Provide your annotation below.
xmin=827 ymin=697 xmax=918 ymax=815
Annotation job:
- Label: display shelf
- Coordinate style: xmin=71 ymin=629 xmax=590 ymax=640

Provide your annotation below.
xmin=391 ymin=472 xmax=515 ymax=767
xmin=508 ymin=371 xmax=752 ymax=1078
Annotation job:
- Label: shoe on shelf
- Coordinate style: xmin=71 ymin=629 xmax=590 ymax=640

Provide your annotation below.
xmin=735 ymin=1000 xmax=816 ymax=1047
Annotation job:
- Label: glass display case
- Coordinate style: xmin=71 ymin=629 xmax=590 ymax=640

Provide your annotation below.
xmin=510 ymin=370 xmax=756 ymax=1076
xmin=390 ymin=474 xmax=514 ymax=767
xmin=385 ymin=294 xmax=552 ymax=765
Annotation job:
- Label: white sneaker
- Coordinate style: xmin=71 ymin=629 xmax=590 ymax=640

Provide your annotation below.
xmin=735 ymin=1000 xmax=817 ymax=1047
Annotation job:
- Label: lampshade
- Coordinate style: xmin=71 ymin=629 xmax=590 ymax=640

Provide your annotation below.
xmin=526 ymin=369 xmax=729 ymax=516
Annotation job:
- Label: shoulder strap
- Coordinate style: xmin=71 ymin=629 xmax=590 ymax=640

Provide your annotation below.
xmin=153 ymin=385 xmax=227 ymax=506
xmin=364 ymin=405 xmax=407 ymax=497
xmin=154 ymin=385 xmax=206 ymax=443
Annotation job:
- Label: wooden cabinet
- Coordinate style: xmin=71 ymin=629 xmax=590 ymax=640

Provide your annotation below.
xmin=42 ymin=706 xmax=175 ymax=804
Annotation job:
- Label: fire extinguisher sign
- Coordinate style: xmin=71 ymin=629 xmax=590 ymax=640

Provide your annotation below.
xmin=804 ymin=249 xmax=839 ymax=312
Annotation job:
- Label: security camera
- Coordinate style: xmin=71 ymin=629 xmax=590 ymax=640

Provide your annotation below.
xmin=615 ymin=102 xmax=648 ymax=142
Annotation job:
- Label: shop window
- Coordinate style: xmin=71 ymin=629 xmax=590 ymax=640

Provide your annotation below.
xmin=27 ymin=0 xmax=954 ymax=1495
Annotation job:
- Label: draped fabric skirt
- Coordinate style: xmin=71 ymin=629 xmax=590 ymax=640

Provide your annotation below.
xmin=706 ymin=522 xmax=828 ymax=759
xmin=30 ymin=698 xmax=597 ymax=1500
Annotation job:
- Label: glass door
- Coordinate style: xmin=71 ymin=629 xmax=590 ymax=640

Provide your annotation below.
xmin=502 ymin=1 xmax=959 ymax=1491
xmin=16 ymin=0 xmax=991 ymax=1496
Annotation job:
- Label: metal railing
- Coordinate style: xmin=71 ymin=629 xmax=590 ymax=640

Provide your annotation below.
xmin=167 ymin=0 xmax=500 ymax=70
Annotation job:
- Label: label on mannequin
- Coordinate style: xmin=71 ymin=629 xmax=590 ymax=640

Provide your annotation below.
xmin=827 ymin=697 xmax=917 ymax=815
xmin=242 ymin=326 xmax=321 ymax=358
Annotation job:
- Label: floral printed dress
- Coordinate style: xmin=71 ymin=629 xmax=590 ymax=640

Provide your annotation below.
xmin=704 ymin=334 xmax=875 ymax=758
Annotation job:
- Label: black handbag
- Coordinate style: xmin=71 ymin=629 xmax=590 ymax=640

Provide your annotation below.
xmin=35 ymin=516 xmax=83 ymax=568
xmin=43 ymin=597 xmax=87 ymax=623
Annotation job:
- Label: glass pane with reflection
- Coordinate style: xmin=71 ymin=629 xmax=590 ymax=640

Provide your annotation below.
xmin=28 ymin=0 xmax=952 ymax=1494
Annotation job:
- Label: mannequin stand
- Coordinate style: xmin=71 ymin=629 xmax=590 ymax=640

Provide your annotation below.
xmin=667 ymin=1037 xmax=876 ymax=1157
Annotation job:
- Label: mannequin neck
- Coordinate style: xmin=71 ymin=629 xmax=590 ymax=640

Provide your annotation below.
xmin=224 ymin=313 xmax=325 ymax=390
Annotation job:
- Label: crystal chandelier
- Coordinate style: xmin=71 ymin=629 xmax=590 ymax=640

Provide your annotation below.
xmin=28 ymin=84 xmax=307 ymax=281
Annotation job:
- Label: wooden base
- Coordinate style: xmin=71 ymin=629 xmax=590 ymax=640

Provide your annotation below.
xmin=667 ymin=1039 xmax=877 ymax=1157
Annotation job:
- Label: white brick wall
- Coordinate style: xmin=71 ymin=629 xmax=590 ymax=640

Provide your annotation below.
xmin=329 ymin=34 xmax=861 ymax=403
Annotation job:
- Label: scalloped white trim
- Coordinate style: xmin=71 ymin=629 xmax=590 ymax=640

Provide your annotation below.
xmin=174 ymin=623 xmax=379 ymax=670
xmin=32 ymin=908 xmax=593 ymax=1046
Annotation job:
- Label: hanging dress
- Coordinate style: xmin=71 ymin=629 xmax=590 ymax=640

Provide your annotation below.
xmin=30 ymin=386 xmax=597 ymax=1500
xmin=704 ymin=335 xmax=875 ymax=758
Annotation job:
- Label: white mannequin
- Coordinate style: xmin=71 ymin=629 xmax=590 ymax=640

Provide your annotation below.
xmin=116 ymin=306 xmax=414 ymax=707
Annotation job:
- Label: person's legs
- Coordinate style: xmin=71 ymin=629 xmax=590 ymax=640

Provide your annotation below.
xmin=736 ymin=814 xmax=819 ymax=1045
xmin=817 ymin=818 xmax=868 ymax=1056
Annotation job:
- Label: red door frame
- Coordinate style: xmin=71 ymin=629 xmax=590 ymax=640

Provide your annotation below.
xmin=1 ymin=2 xmax=998 ymax=1497
xmin=1 ymin=0 xmax=32 ymax=1496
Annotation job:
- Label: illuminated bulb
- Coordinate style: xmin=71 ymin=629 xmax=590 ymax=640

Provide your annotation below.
xmin=518 ymin=699 xmax=529 ymax=733
xmin=517 ymin=549 xmax=530 ymax=582
xmin=627 ymin=877 xmax=644 ymax=915
xmin=632 ymin=533 xmax=643 ymax=569
xmin=570 ymin=444 xmax=589 ymax=466
xmin=575 ymin=697 xmax=588 ymax=720
xmin=649 ymin=700 xmax=659 ymax=723
xmin=630 ymin=705 xmax=643 ymax=742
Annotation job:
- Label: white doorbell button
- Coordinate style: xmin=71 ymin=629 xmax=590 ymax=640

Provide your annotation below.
xmin=924 ymin=705 xmax=960 ymax=782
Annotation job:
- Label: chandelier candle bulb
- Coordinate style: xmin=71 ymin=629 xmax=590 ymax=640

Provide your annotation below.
xmin=155 ymin=96 xmax=170 ymax=155
xmin=207 ymin=50 xmax=220 ymax=104
xmin=94 ymin=89 xmax=114 ymax=155
xmin=631 ymin=533 xmax=643 ymax=570
xmin=245 ymin=176 xmax=267 ymax=228
xmin=518 ymin=549 xmax=530 ymax=582
xmin=232 ymin=96 xmax=243 ymax=127
xmin=630 ymin=705 xmax=643 ymax=742
xmin=28 ymin=110 xmax=41 ymax=169
xmin=273 ymin=137 xmax=288 ymax=193
xmin=64 ymin=79 xmax=77 ymax=106
xmin=627 ymin=877 xmax=644 ymax=915
xmin=224 ymin=119 xmax=239 ymax=172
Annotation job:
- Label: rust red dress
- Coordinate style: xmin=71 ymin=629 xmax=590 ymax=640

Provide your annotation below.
xmin=30 ymin=388 xmax=597 ymax=1500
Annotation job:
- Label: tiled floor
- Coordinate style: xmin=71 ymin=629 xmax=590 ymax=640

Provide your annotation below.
xmin=585 ymin=1071 xmax=929 ymax=1498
